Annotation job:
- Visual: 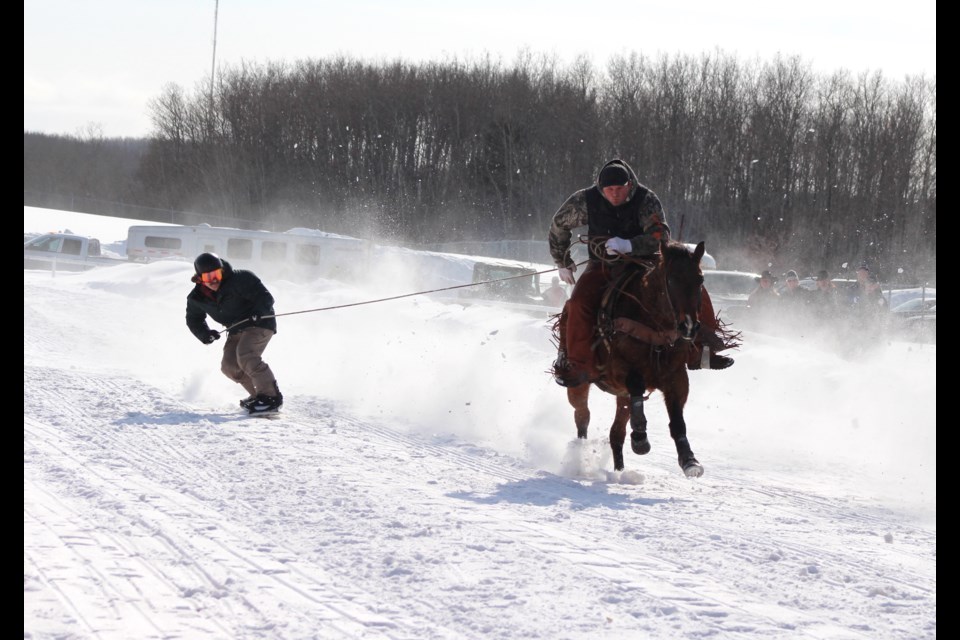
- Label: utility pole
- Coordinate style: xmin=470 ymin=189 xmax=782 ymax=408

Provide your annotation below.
xmin=210 ymin=0 xmax=219 ymax=117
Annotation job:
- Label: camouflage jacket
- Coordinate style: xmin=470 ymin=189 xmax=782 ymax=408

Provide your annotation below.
xmin=548 ymin=159 xmax=669 ymax=268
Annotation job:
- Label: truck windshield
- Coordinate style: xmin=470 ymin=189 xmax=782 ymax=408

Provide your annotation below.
xmin=26 ymin=236 xmax=63 ymax=252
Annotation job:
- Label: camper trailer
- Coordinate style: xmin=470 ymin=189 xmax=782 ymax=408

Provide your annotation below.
xmin=125 ymin=224 xmax=366 ymax=281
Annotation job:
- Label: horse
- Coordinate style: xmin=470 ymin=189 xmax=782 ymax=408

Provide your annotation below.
xmin=556 ymin=240 xmax=710 ymax=478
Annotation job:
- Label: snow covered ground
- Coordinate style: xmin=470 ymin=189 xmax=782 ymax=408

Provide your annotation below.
xmin=24 ymin=209 xmax=935 ymax=639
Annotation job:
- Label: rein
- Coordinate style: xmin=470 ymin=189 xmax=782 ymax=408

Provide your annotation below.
xmin=573 ymin=233 xmax=689 ymax=362
xmin=577 ymin=235 xmax=679 ymax=335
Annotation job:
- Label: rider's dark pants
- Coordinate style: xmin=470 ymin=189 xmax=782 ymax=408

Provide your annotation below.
xmin=563 ymin=261 xmax=614 ymax=379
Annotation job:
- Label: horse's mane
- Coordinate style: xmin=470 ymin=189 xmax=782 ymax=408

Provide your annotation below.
xmin=660 ymin=241 xmax=695 ymax=262
xmin=633 ymin=241 xmax=696 ymax=290
xmin=664 ymin=240 xmax=690 ymax=257
xmin=637 ymin=241 xmax=743 ymax=352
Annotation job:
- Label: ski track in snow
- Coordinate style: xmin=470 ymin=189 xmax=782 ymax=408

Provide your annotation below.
xmin=25 ymin=362 xmax=935 ymax=639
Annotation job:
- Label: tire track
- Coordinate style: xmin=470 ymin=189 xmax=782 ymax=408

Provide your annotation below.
xmin=25 ymin=365 xmax=935 ymax=639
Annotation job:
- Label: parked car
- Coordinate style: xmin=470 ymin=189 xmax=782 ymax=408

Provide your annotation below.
xmin=891 ymin=297 xmax=937 ymax=317
xmin=898 ymin=313 xmax=936 ymax=343
xmin=886 ymin=296 xmax=936 ymax=343
xmin=24 ymin=232 xmax=125 ymax=272
xmin=886 ymin=287 xmax=936 ymax=309
xmin=703 ymin=270 xmax=762 ymax=317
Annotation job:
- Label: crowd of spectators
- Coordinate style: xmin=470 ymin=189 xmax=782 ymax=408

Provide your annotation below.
xmin=743 ymin=264 xmax=896 ymax=348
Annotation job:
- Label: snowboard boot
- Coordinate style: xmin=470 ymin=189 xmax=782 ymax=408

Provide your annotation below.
xmin=248 ymin=382 xmax=283 ymax=414
xmin=248 ymin=393 xmax=283 ymax=414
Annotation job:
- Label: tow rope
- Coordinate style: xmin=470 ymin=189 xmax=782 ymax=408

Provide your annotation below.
xmin=222 ymin=261 xmax=586 ymax=331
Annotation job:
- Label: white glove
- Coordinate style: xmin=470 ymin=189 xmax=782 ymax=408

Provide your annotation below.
xmin=605 ymin=237 xmax=632 ymax=255
xmin=558 ymin=266 xmax=576 ymax=285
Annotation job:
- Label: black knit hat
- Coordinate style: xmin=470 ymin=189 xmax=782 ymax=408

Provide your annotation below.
xmin=599 ymin=165 xmax=630 ymax=188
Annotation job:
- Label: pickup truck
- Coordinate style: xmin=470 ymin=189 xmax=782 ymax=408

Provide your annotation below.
xmin=24 ymin=232 xmax=125 ymax=272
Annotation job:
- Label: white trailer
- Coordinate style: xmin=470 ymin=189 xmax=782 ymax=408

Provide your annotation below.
xmin=125 ymin=224 xmax=366 ymax=281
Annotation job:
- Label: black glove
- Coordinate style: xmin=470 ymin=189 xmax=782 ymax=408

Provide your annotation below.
xmin=249 ymin=315 xmax=260 ymax=324
xmin=202 ymin=329 xmax=221 ymax=344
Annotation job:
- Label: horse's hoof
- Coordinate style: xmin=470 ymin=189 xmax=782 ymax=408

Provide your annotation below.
xmin=682 ymin=458 xmax=704 ymax=478
xmin=612 ymin=449 xmax=625 ymax=470
xmin=630 ymin=432 xmax=651 ymax=455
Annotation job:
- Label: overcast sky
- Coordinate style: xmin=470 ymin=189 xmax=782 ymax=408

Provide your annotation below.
xmin=25 ymin=0 xmax=936 ymax=138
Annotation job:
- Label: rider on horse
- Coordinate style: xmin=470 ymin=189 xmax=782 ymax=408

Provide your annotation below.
xmin=549 ymin=159 xmax=735 ymax=388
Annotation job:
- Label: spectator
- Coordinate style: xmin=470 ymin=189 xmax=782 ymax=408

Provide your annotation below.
xmin=779 ymin=270 xmax=810 ymax=308
xmin=846 ymin=264 xmax=872 ymax=305
xmin=811 ymin=269 xmax=840 ymax=310
xmin=852 ymin=272 xmax=889 ymax=323
xmin=747 ymin=270 xmax=780 ymax=309
xmin=542 ymin=275 xmax=569 ymax=308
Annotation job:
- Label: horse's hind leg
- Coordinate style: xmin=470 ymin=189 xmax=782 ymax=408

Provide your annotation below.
xmin=625 ymin=371 xmax=651 ymax=456
xmin=567 ymin=385 xmax=590 ymax=439
xmin=610 ymin=395 xmax=629 ymax=471
xmin=663 ymin=384 xmax=703 ymax=478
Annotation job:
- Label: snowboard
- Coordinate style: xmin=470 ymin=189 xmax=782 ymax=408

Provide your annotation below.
xmin=244 ymin=408 xmax=281 ymax=419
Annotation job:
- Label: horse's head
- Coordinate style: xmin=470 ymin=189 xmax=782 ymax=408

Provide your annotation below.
xmin=658 ymin=239 xmax=705 ymax=341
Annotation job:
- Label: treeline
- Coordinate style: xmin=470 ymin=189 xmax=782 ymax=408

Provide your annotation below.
xmin=24 ymin=129 xmax=150 ymax=211
xmin=23 ymin=51 xmax=935 ymax=281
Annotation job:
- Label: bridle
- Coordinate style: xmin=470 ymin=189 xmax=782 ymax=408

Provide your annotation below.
xmin=660 ymin=256 xmax=701 ymax=342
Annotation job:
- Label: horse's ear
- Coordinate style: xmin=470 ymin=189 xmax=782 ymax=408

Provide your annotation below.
xmin=693 ymin=241 xmax=705 ymax=262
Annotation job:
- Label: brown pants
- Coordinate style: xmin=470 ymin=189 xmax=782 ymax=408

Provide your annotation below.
xmin=563 ymin=261 xmax=720 ymax=376
xmin=563 ymin=262 xmax=615 ymax=378
xmin=221 ymin=327 xmax=278 ymax=396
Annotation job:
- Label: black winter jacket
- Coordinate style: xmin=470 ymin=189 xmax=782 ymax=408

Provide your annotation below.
xmin=185 ymin=260 xmax=277 ymax=342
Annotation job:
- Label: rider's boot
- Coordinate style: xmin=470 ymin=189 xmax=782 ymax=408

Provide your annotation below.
xmin=688 ymin=288 xmax=734 ymax=370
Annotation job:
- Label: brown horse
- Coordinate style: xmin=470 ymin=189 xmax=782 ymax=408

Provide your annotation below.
xmin=557 ymin=240 xmax=710 ymax=477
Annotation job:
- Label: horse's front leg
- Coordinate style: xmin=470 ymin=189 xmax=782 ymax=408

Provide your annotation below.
xmin=567 ymin=384 xmax=590 ymax=439
xmin=610 ymin=395 xmax=629 ymax=471
xmin=625 ymin=371 xmax=651 ymax=456
xmin=662 ymin=378 xmax=703 ymax=478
